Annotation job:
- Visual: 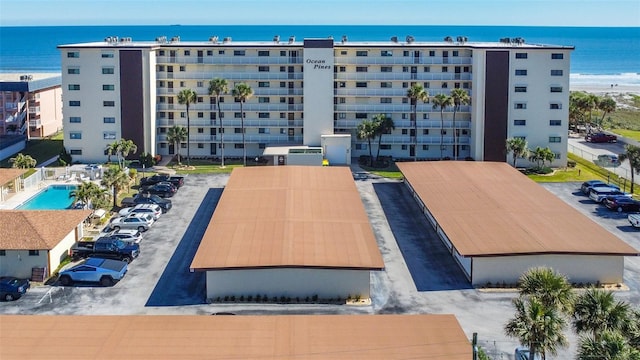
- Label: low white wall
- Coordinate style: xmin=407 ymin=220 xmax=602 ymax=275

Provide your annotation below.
xmin=0 ymin=250 xmax=47 ymax=279
xmin=472 ymin=254 xmax=624 ymax=286
xmin=206 ymin=268 xmax=371 ymax=300
xmin=287 ymin=153 xmax=323 ymax=166
xmin=49 ymin=227 xmax=80 ymax=276
xmin=0 ymin=140 xmax=26 ymax=162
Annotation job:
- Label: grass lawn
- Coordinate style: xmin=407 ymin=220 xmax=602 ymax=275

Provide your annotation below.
xmin=0 ymin=132 xmax=63 ymax=168
xmin=610 ymin=128 xmax=640 ymax=141
xmin=169 ymin=159 xmax=245 ymax=174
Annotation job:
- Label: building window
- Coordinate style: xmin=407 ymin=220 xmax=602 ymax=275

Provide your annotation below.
xmin=401 ymin=129 xmax=408 ymax=135
xmin=452 ymin=50 xmax=459 ymax=57
xmin=423 ymin=114 xmax=429 ymax=120
xmin=549 ymin=120 xmax=562 ymax=126
xmin=198 ymin=143 xmax=204 ymax=149
xmin=234 ymin=113 xmax=243 ymax=119
xmin=197 ymin=112 xmax=204 ymax=118
xmin=514 ymin=119 xmax=527 ymax=126
xmin=197 ymin=128 xmax=204 ymax=134
xmin=184 ymin=50 xmax=191 ymax=56
xmin=69 ymin=101 xmax=81 ymax=107
xmin=381 ymin=82 xmax=392 ymax=88
xmin=515 ymin=86 xmax=527 ymax=93
xmin=551 ymin=70 xmax=563 ymax=76
xmin=179 ymin=66 xmax=186 ymax=72
xmin=355 ymin=113 xmax=367 ymax=119
xmin=380 ymin=145 xmax=391 ymax=150
xmin=103 ymin=101 xmax=115 ymax=107
xmin=356 ymin=66 xmax=368 ymax=72
xmin=258 ymin=112 xmax=270 ymax=118
xmin=101 ymin=53 xmax=114 ymax=58
xmin=442 ymin=82 xmax=448 ymax=88
xmin=219 ymin=50 xmax=225 ymax=55
xmin=549 ymin=136 xmax=562 ymax=143
xmin=550 ymin=103 xmax=562 ymax=109
xmin=258 ymin=128 xmax=270 ymax=134
xmin=67 ymin=52 xmax=79 ymax=58
xmin=356 ymin=82 xmax=367 ymax=88
xmin=356 ymin=50 xmax=368 ymax=57
xmin=234 ymin=143 xmax=244 ymax=149
xmin=338 ymin=113 xmax=346 ymax=119
xmin=69 ymin=149 xmax=82 ymax=155
xmin=103 ymin=84 xmax=115 ymax=91
xmin=180 ymin=112 xmax=186 ymax=118
xmin=103 ymin=132 xmax=116 ymax=140
xmin=207 ymin=50 xmax=213 ymax=56
xmin=514 ymin=103 xmax=527 ymax=109
xmin=233 ymin=50 xmax=245 ymax=56
xmin=380 ymin=66 xmax=393 ymax=72
xmin=258 ymin=50 xmax=270 ymax=56
xmin=380 ymin=50 xmax=393 ymax=57
xmin=258 ymin=82 xmax=270 ymax=88
xmin=67 ymin=68 xmax=80 ymax=74
xmin=102 ymin=67 xmax=115 ymax=74
xmin=258 ymin=66 xmax=269 ymax=72
xmin=69 ymin=132 xmax=82 ymax=139
xmin=380 ymin=98 xmax=392 ymax=104
xmin=69 ymin=117 xmax=81 ymax=123
xmin=197 ymin=81 xmax=204 ymax=87
xmin=103 ymin=117 xmax=116 ymax=123
xmin=442 ymin=66 xmax=448 ymax=73
xmin=423 ymin=66 xmax=430 ymax=73
xmin=355 ymin=144 xmax=367 ymax=150
xmin=424 ymin=82 xmax=430 ymax=88
xmin=423 ymin=129 xmax=429 ymax=135
xmin=68 ymin=84 xmax=80 ymax=91
xmin=258 ymin=97 xmax=270 ymax=104
xmin=429 ymin=51 xmax=435 ymax=57
xmin=0 ymin=250 xmax=5 ymax=256
xmin=29 ymin=250 xmax=40 ymax=256
xmin=181 ymin=143 xmax=187 ymax=148
xmin=515 ymin=53 xmax=528 ymax=59
xmin=515 ymin=69 xmax=527 ymax=76
xmin=551 ymin=53 xmax=564 ymax=59
xmin=550 ymin=86 xmax=563 ymax=93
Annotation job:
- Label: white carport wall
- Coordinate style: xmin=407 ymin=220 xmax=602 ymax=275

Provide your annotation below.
xmin=205 ymin=268 xmax=371 ymax=299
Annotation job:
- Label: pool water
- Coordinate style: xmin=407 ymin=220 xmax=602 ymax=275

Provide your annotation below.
xmin=16 ymin=185 xmax=77 ymax=210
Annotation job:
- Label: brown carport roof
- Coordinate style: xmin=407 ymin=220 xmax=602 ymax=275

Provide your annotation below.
xmin=0 ymin=168 xmax=27 ymax=186
xmin=397 ymin=161 xmax=639 ymax=257
xmin=0 ymin=314 xmax=470 ymax=360
xmin=191 ymin=166 xmax=384 ymax=270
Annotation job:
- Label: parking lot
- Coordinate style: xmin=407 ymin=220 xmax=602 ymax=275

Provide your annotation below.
xmin=1 ymin=172 xmax=639 ymax=359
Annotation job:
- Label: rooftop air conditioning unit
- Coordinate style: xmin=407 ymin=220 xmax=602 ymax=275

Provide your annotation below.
xmin=406 ymin=35 xmax=415 ymax=43
xmin=223 ymin=37 xmax=231 ymax=43
xmin=288 ymin=36 xmax=295 ymax=43
xmin=170 ymin=36 xmax=180 ymax=42
xmin=273 ymin=35 xmax=280 ymax=43
xmin=390 ymin=36 xmax=398 ymax=43
xmin=341 ymin=35 xmax=347 ymax=43
xmin=209 ymin=36 xmax=219 ymax=43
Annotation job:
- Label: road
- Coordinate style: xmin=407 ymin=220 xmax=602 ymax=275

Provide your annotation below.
xmin=568 ymin=136 xmax=639 ymax=187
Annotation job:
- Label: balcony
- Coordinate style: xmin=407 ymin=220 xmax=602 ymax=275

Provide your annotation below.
xmin=334 ymin=104 xmax=470 ymax=113
xmin=157 ymin=133 xmax=303 ymax=144
xmin=335 ymin=119 xmax=471 ymax=129
xmin=334 ymin=72 xmax=471 ymax=82
xmin=156 ymin=71 xmax=303 ymax=81
xmin=157 ymin=118 xmax=304 ymax=128
xmin=334 ymin=56 xmax=472 ymax=66
xmin=157 ymin=103 xmax=303 ymax=112
xmin=355 ymin=135 xmax=470 ymax=145
xmin=156 ymin=56 xmax=304 ymax=65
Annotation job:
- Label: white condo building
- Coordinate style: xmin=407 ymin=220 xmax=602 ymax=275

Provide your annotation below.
xmin=58 ymin=35 xmax=572 ymax=165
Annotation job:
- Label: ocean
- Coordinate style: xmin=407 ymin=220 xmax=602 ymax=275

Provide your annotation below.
xmin=1 ymin=25 xmax=639 ymax=86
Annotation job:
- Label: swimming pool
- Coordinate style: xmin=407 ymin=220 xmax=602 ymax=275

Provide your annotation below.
xmin=16 ymin=185 xmax=77 ymax=210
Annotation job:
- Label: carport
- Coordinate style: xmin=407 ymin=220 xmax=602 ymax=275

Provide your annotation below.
xmin=190 ymin=166 xmax=384 ymax=300
xmin=397 ymin=161 xmax=639 ymax=286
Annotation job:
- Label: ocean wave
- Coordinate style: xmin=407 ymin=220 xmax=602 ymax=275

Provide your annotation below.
xmin=570 ymin=73 xmax=640 ymax=86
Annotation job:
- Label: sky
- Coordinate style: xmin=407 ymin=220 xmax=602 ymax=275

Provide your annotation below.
xmin=0 ymin=0 xmax=639 ymax=27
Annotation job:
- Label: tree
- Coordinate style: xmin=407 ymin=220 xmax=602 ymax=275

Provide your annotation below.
xmin=177 ymin=88 xmax=197 ymax=166
xmin=9 ymin=153 xmax=36 ymax=169
xmin=356 ymin=119 xmax=377 ymax=166
xmin=69 ymin=181 xmax=108 ymax=210
xmin=105 ymin=142 xmax=119 ymax=164
xmin=117 ymin=139 xmax=137 ymax=169
xmin=506 ymin=137 xmax=529 ymax=168
xmin=166 ymin=125 xmax=187 ymax=165
xmin=517 ymin=267 xmax=574 ymax=315
xmin=208 ymin=78 xmax=229 ymax=167
xmin=450 ymin=88 xmax=470 ymax=160
xmin=101 ymin=166 xmax=131 ymax=208
xmin=406 ymin=84 xmax=428 ymax=161
xmin=505 ymin=296 xmax=568 ymax=360
xmin=577 ymin=330 xmax=640 ymax=360
xmin=432 ymin=93 xmax=453 ymax=160
xmin=373 ymin=114 xmax=395 ymax=163
xmin=231 ymin=83 xmax=253 ymax=166
xmin=586 ymin=93 xmax=600 ymax=125
xmin=618 ymin=144 xmax=640 ymax=194
xmin=597 ymin=97 xmax=616 ymax=127
xmin=572 ymin=288 xmax=630 ymax=342
xmin=528 ymin=146 xmax=555 ymax=169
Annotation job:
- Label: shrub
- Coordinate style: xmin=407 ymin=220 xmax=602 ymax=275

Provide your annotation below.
xmin=247 ymin=295 xmax=253 ymax=302
xmin=567 ymin=159 xmax=577 ymax=168
xmin=128 ymin=168 xmax=137 ymax=180
xmin=312 ymin=294 xmax=318 ymax=302
xmin=224 ymin=295 xmax=229 ymax=302
xmin=255 ymin=294 xmax=261 ymax=302
xmin=230 ymin=295 xmax=235 ymax=302
xmin=239 ymin=295 xmax=245 ymax=302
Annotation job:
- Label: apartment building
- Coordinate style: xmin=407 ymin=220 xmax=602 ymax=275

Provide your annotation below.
xmin=0 ymin=73 xmax=63 ymax=138
xmin=58 ymin=35 xmax=572 ymax=165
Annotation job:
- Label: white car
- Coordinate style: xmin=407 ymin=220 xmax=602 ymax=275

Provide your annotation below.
xmin=119 ymin=204 xmax=162 ymax=220
xmin=108 ymin=229 xmax=143 ymax=244
xmin=111 ymin=214 xmax=153 ymax=232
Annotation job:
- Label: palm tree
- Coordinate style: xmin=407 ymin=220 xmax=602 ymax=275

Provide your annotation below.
xmin=618 ymin=144 xmax=640 ymax=194
xmin=505 ymin=296 xmax=568 ymax=360
xmin=373 ymin=114 xmax=395 ymax=163
xmin=69 ymin=181 xmax=97 ymax=209
xmin=528 ymin=146 xmax=555 ymax=169
xmin=432 ymin=93 xmax=453 ymax=160
xmin=517 ymin=267 xmax=574 ymax=315
xmin=116 ymin=139 xmax=137 ymax=169
xmin=357 ymin=119 xmax=377 ymax=166
xmin=208 ymin=78 xmax=229 ymax=168
xmin=166 ymin=125 xmax=187 ymax=165
xmin=406 ymin=84 xmax=428 ymax=161
xmin=9 ymin=153 xmax=36 ymax=169
xmin=572 ymin=288 xmax=630 ymax=342
xmin=506 ymin=138 xmax=529 ymax=168
xmin=177 ymin=88 xmax=197 ymax=166
xmin=101 ymin=166 xmax=131 ymax=208
xmin=586 ymin=93 xmax=600 ymax=125
xmin=105 ymin=141 xmax=119 ymax=164
xmin=450 ymin=88 xmax=470 ymax=160
xmin=231 ymin=83 xmax=253 ymax=166
xmin=597 ymin=96 xmax=616 ymax=127
xmin=577 ymin=330 xmax=640 ymax=360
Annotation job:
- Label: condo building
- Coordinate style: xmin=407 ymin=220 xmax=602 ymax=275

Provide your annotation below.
xmin=58 ymin=35 xmax=572 ymax=165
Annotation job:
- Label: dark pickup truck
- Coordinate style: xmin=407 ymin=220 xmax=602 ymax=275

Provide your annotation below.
xmin=140 ymin=174 xmax=184 ymax=188
xmin=71 ymin=237 xmax=140 ymax=263
xmin=121 ymin=193 xmax=172 ymax=212
xmin=585 ymin=132 xmax=617 ymax=143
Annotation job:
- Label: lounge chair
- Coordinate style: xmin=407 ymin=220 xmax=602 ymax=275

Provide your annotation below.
xmin=66 ymin=173 xmax=77 ymax=182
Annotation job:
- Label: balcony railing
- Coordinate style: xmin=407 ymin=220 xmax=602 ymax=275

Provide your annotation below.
xmin=334 ymin=56 xmax=472 ymax=65
xmin=354 ymin=135 xmax=470 ymax=145
xmin=336 ymin=119 xmax=470 ymax=129
xmin=334 ymin=104 xmax=470 ymax=113
xmin=156 ymin=72 xmax=303 ymax=81
xmin=157 ymin=119 xmax=304 ymax=127
xmin=156 ymin=56 xmax=304 ymax=65
xmin=158 ymin=133 xmax=303 ymax=144
xmin=333 ymin=72 xmax=471 ymax=81
xmin=157 ymin=103 xmax=303 ymax=112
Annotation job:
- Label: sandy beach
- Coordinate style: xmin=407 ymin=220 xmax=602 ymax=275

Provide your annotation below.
xmin=570 ymin=83 xmax=640 ymax=96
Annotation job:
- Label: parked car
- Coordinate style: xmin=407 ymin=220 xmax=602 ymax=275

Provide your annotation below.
xmin=589 ymin=187 xmax=631 ymax=203
xmin=111 ymin=213 xmax=154 ymax=231
xmin=585 ymin=132 xmax=617 ymax=143
xmin=580 ymin=180 xmax=620 ymax=195
xmin=121 ymin=194 xmax=172 ymax=213
xmin=140 ymin=174 xmax=185 ymax=188
xmin=603 ymin=196 xmax=640 ymax=212
xmin=58 ymin=257 xmax=128 ymax=286
xmin=71 ymin=236 xmax=140 ymax=262
xmin=0 ymin=277 xmax=30 ymax=301
xmin=629 ymin=214 xmax=640 ymax=228
xmin=107 ymin=229 xmax=144 ymax=244
xmin=119 ymin=204 xmax=162 ymax=220
xmin=595 ymin=154 xmax=621 ymax=167
xmin=139 ymin=183 xmax=176 ymax=198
